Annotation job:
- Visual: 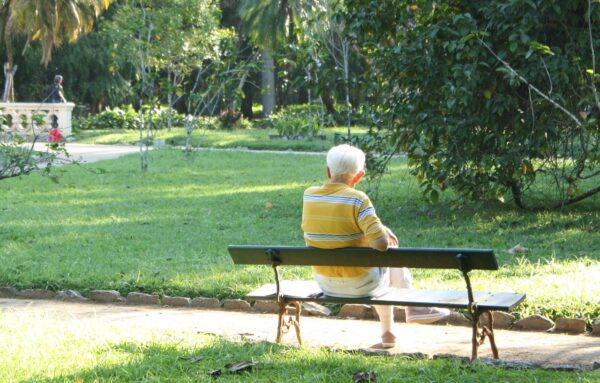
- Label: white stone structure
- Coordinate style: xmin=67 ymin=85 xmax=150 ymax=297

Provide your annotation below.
xmin=0 ymin=102 xmax=75 ymax=142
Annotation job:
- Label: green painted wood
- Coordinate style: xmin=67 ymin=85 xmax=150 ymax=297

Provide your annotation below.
xmin=228 ymin=245 xmax=498 ymax=271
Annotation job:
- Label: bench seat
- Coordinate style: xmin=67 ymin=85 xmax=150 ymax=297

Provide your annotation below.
xmin=228 ymin=245 xmax=526 ymax=360
xmin=248 ymin=280 xmax=525 ymax=311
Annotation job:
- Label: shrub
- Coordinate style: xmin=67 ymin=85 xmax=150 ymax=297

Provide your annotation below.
xmin=218 ymin=108 xmax=242 ymax=129
xmin=147 ymin=105 xmax=186 ymax=129
xmin=73 ymin=105 xmax=187 ymax=131
xmin=73 ymin=105 xmax=138 ymax=130
xmin=269 ymin=104 xmax=325 ymax=139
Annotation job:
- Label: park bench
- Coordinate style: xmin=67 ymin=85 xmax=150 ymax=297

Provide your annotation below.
xmin=227 ymin=245 xmax=526 ymax=360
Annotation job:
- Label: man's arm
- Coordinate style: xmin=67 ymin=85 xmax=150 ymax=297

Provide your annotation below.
xmin=58 ymin=86 xmax=67 ymax=102
xmin=370 ymin=235 xmax=389 ymax=251
xmin=369 ymin=226 xmax=398 ymax=251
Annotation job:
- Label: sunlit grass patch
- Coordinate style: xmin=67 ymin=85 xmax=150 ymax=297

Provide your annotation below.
xmin=0 ymin=311 xmax=595 ymax=383
xmin=73 ymin=126 xmax=368 ymax=152
xmin=0 ymin=148 xmax=598 ymax=322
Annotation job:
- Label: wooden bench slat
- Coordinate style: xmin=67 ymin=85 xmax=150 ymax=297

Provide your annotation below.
xmin=373 ymin=288 xmax=526 ymax=311
xmin=247 ymin=281 xmax=525 ymax=312
xmin=228 ymin=246 xmax=498 ymax=270
xmin=247 ymin=281 xmax=323 ymax=300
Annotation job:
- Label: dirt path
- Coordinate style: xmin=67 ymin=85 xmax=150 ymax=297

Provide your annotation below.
xmin=1 ymin=298 xmax=598 ymax=370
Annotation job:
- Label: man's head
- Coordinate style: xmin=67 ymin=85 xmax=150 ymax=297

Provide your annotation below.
xmin=326 ymin=144 xmax=365 ymax=185
xmin=54 ymin=75 xmax=63 ymax=84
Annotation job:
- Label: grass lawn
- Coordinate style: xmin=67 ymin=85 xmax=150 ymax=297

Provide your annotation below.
xmin=1 ymin=148 xmax=599 ymax=323
xmin=73 ymin=126 xmax=365 ymax=152
xmin=0 ymin=309 xmax=596 ymax=382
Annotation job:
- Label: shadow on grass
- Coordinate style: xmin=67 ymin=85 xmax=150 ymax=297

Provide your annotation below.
xmin=29 ymin=338 xmax=595 ymax=383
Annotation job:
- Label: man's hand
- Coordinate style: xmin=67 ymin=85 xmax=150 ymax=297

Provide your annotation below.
xmin=370 ymin=226 xmax=398 ymax=251
xmin=385 ymin=226 xmax=398 ymax=248
xmin=370 ymin=235 xmax=389 ymax=251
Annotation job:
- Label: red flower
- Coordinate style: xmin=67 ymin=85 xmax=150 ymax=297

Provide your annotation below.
xmin=48 ymin=128 xmax=62 ymax=143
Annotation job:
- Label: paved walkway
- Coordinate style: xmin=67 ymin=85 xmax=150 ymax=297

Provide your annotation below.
xmin=28 ymin=143 xmax=326 ymax=165
xmin=29 ymin=143 xmax=141 ymax=164
xmin=1 ymin=298 xmax=598 ymax=370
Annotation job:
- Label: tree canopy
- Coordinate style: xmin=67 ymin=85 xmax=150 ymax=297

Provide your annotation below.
xmin=2 ymin=0 xmax=598 ymax=207
xmin=345 ymin=0 xmax=600 ymax=208
xmin=0 ymin=0 xmax=111 ymax=101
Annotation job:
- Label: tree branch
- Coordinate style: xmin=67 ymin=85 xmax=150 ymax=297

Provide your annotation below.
xmin=540 ymin=57 xmax=552 ymax=94
xmin=577 ymin=168 xmax=600 ymax=180
xmin=552 ymin=183 xmax=600 ymax=209
xmin=588 ymin=0 xmax=600 ymax=111
xmin=478 ymin=37 xmax=582 ymax=127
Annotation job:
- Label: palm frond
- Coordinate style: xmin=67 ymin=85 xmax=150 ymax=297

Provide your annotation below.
xmin=6 ymin=0 xmax=112 ymax=66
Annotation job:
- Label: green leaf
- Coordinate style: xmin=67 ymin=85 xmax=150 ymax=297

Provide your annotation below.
xmin=529 ymin=41 xmax=554 ymax=56
xmin=430 ymin=189 xmax=439 ymax=203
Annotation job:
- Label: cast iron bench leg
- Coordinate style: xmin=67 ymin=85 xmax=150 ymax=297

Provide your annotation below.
xmin=471 ymin=309 xmax=499 ymax=360
xmin=482 ymin=310 xmax=499 ymax=358
xmin=276 ymin=299 xmax=302 ymax=345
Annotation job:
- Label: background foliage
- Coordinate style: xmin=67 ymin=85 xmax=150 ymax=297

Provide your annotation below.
xmin=344 ymin=0 xmax=600 ymax=208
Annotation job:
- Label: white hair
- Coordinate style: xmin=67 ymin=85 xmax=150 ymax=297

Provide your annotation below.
xmin=326 ymin=144 xmax=365 ymax=178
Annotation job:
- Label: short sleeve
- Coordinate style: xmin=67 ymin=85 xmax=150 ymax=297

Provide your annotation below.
xmin=356 ymin=196 xmax=386 ymax=243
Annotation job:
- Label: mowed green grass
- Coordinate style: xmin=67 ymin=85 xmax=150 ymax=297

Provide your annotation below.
xmin=74 ymin=126 xmax=364 ymax=152
xmin=0 ymin=310 xmax=596 ymax=382
xmin=0 ymin=149 xmax=599 ymax=322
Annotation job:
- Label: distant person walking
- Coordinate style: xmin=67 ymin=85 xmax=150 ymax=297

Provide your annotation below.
xmin=45 ymin=75 xmax=67 ymax=103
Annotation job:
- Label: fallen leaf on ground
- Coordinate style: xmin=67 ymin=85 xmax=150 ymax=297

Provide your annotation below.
xmin=265 ymin=202 xmax=277 ymax=209
xmin=508 ymin=244 xmax=527 ymax=254
xmin=225 ymin=361 xmax=257 ymax=373
xmin=179 ymin=355 xmax=204 ymax=364
xmin=352 ymin=371 xmax=377 ymax=382
xmin=238 ymin=332 xmax=259 ymax=341
xmin=208 ymin=369 xmax=222 ymax=377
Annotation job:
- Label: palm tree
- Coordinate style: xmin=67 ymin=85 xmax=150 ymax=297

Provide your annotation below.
xmin=0 ymin=1 xmax=18 ymax=102
xmin=0 ymin=0 xmax=112 ymax=102
xmin=239 ymin=0 xmax=302 ymax=116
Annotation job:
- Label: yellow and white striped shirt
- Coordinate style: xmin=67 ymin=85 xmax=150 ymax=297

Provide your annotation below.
xmin=301 ymin=183 xmax=386 ymax=278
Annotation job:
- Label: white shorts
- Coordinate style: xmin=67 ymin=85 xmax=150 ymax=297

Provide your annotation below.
xmin=313 ymin=267 xmax=390 ymax=298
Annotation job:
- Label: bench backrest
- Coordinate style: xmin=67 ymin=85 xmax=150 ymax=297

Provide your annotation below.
xmin=228 ymin=246 xmax=498 ymax=272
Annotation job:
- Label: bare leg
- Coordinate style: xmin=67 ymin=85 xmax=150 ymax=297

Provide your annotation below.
xmin=373 ymin=305 xmax=393 ymax=333
xmin=373 ymin=304 xmax=395 ymax=347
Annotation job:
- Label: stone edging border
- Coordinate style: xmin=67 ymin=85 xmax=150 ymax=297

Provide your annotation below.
xmin=353 ymin=350 xmax=600 ymax=372
xmin=1 ymin=286 xmax=598 ymax=336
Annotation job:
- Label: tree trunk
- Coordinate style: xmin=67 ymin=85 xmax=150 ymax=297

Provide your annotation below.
xmin=241 ymin=76 xmax=254 ymax=119
xmin=2 ymin=63 xmax=17 ymax=102
xmin=322 ymin=87 xmax=336 ymax=114
xmin=2 ymin=16 xmax=17 ymax=102
xmin=138 ymin=109 xmax=147 ymax=171
xmin=509 ymin=181 xmax=526 ymax=210
xmin=167 ymin=71 xmax=173 ymax=132
xmin=261 ymin=49 xmax=275 ymax=117
xmin=167 ymin=93 xmax=173 ymax=132
xmin=343 ymin=47 xmax=351 ymax=138
xmin=2 ymin=31 xmax=16 ymax=102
